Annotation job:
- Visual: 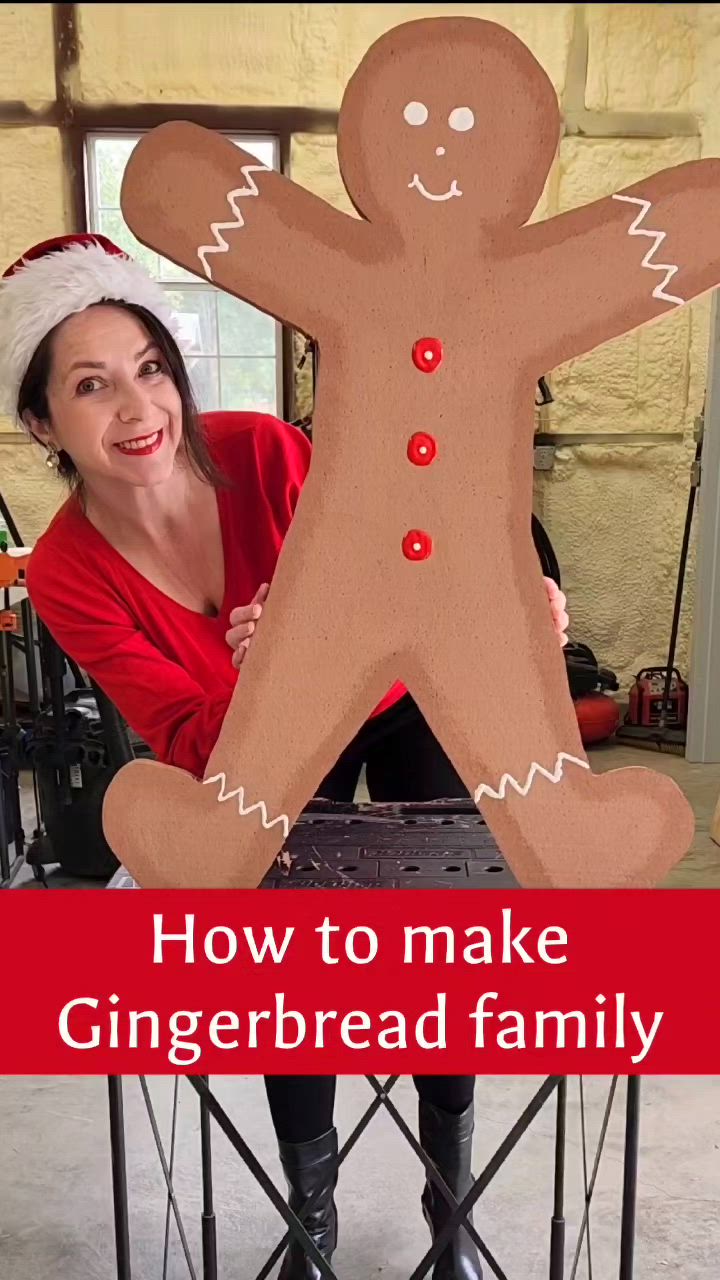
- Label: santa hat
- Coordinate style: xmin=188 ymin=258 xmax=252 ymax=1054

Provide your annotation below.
xmin=0 ymin=233 xmax=182 ymax=420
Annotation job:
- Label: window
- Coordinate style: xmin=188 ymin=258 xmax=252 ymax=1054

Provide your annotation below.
xmin=85 ymin=133 xmax=282 ymax=415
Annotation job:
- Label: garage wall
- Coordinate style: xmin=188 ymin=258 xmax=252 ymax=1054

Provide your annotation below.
xmin=1 ymin=3 xmax=718 ymax=690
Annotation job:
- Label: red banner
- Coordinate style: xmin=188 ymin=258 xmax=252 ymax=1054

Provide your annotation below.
xmin=1 ymin=889 xmax=718 ymax=1074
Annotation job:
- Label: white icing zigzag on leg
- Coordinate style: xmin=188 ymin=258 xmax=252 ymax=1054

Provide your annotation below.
xmin=611 ymin=193 xmax=684 ymax=306
xmin=204 ymin=771 xmax=290 ymax=840
xmin=474 ymin=752 xmax=589 ymax=804
xmin=197 ymin=165 xmax=269 ymax=281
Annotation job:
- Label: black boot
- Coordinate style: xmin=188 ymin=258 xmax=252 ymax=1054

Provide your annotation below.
xmin=419 ymin=1100 xmax=483 ymax=1280
xmin=277 ymin=1127 xmax=339 ymax=1279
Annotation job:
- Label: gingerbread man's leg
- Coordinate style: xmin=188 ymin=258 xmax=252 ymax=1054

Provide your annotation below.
xmin=102 ymin=513 xmax=394 ymax=888
xmin=402 ymin=579 xmax=694 ymax=888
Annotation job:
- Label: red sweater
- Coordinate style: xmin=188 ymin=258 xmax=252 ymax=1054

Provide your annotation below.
xmin=26 ymin=411 xmax=406 ymax=777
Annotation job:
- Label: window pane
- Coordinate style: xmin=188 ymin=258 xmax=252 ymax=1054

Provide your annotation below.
xmin=232 ymin=138 xmax=277 ymax=169
xmin=218 ymin=293 xmax=276 ymax=357
xmin=186 ymin=357 xmax=219 ymax=413
xmin=97 ymin=209 xmax=159 ymax=279
xmin=93 ymin=138 xmax=137 ymax=208
xmin=164 ymin=288 xmax=218 ymax=356
xmin=87 ymin=132 xmax=281 ymax=408
xmin=158 ymin=257 xmax=201 ymax=285
xmin=220 ymin=358 xmax=276 ymax=413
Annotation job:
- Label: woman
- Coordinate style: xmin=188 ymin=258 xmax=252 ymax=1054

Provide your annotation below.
xmin=3 ymin=234 xmax=568 ymax=1279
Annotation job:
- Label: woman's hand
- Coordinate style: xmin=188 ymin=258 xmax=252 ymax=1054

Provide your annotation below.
xmin=226 ymin=583 xmax=270 ymax=669
xmin=544 ymin=576 xmax=569 ymax=647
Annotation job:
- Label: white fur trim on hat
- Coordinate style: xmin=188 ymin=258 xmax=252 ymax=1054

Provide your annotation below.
xmin=0 ymin=241 xmax=183 ymax=421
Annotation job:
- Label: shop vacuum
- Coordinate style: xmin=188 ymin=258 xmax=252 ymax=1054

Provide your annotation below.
xmin=1 ymin=491 xmax=151 ymax=885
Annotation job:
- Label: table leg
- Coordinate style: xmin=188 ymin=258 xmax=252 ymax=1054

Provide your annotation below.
xmin=619 ymin=1077 xmax=641 ymax=1280
xmin=108 ymin=1076 xmax=132 ymax=1280
xmin=199 ymin=1076 xmax=218 ymax=1280
xmin=549 ymin=1077 xmax=567 ymax=1280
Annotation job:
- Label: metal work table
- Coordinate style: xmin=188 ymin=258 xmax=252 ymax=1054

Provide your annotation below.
xmin=105 ymin=799 xmax=640 ymax=1280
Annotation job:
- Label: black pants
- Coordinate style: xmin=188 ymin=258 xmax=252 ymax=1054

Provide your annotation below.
xmin=265 ymin=696 xmax=476 ymax=1145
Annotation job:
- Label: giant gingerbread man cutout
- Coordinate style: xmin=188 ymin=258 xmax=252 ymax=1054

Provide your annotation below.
xmin=102 ymin=16 xmax=719 ymax=889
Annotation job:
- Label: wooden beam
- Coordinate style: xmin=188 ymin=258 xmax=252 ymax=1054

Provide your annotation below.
xmin=0 ymin=102 xmax=58 ymax=126
xmin=53 ymin=3 xmax=86 ymax=232
xmin=563 ymin=110 xmax=699 ymax=140
xmin=0 ymin=100 xmax=339 ymax=136
xmin=71 ymin=102 xmax=339 ymax=135
xmin=562 ymin=5 xmax=699 ymax=139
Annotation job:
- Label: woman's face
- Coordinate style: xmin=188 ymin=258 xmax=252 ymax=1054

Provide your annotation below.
xmin=31 ymin=304 xmax=183 ymax=489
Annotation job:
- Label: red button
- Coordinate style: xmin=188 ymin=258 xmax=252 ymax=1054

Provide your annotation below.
xmin=412 ymin=337 xmax=443 ymax=373
xmin=407 ymin=432 xmax=437 ymax=466
xmin=402 ymin=529 xmax=433 ymax=561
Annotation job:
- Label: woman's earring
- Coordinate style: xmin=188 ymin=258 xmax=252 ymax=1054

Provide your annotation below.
xmin=45 ymin=444 xmax=60 ymax=470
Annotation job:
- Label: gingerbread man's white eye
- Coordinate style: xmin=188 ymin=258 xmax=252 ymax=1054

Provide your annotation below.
xmin=404 ymin=101 xmax=429 ymax=127
xmin=449 ymin=106 xmax=475 ymax=132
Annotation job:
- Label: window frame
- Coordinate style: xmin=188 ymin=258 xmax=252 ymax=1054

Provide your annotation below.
xmin=84 ymin=128 xmax=285 ymax=418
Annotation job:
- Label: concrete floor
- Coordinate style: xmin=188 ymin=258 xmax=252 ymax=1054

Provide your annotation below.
xmin=0 ymin=1074 xmax=717 ymax=1279
xmin=2 ymin=743 xmax=720 ymax=1277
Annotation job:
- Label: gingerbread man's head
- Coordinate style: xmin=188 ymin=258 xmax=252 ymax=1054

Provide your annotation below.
xmin=338 ymin=17 xmax=561 ymax=238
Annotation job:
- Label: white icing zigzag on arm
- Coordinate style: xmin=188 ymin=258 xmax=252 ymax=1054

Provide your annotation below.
xmin=474 ymin=752 xmax=589 ymax=804
xmin=204 ymin=771 xmax=290 ymax=839
xmin=197 ymin=165 xmax=269 ymax=281
xmin=612 ymin=193 xmax=684 ymax=306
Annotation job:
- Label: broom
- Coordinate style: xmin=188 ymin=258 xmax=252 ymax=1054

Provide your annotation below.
xmin=615 ymin=420 xmax=702 ymax=755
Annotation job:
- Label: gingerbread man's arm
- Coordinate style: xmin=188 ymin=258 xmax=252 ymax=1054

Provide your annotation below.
xmin=517 ymin=158 xmax=720 ymax=370
xmin=120 ymin=122 xmax=368 ymax=337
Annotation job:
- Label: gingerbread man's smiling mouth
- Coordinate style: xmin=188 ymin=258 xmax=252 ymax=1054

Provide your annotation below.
xmin=409 ymin=174 xmax=463 ymax=202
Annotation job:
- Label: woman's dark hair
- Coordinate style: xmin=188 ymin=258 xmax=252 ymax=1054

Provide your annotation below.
xmin=17 ymin=300 xmax=225 ymax=491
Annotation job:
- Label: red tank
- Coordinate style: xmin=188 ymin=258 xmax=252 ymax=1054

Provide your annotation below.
xmin=575 ymin=693 xmax=621 ymax=745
